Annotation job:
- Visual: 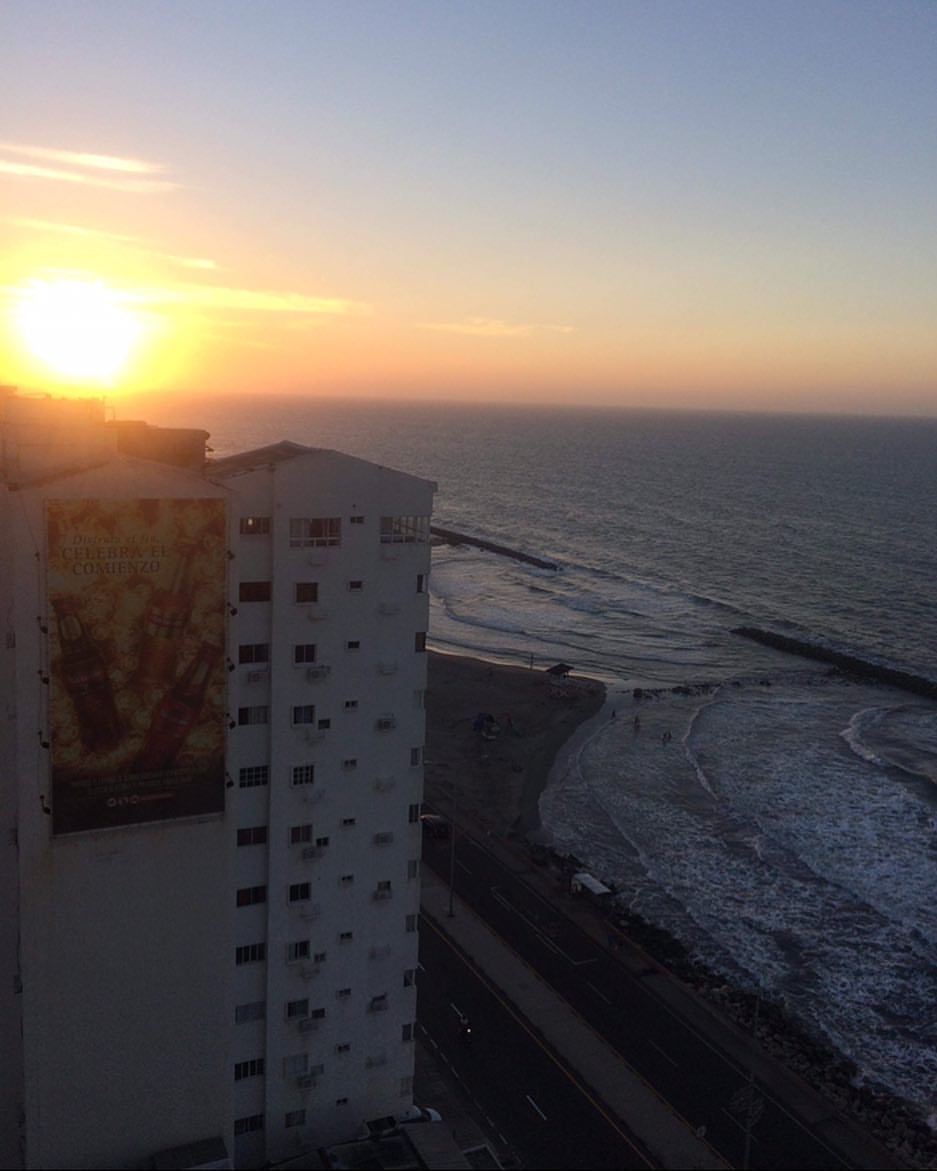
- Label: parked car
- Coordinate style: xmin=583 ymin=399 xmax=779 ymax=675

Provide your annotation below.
xmin=362 ymin=1106 xmax=443 ymax=1137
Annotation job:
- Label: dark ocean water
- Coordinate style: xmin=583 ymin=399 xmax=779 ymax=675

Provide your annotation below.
xmin=122 ymin=394 xmax=937 ymax=1117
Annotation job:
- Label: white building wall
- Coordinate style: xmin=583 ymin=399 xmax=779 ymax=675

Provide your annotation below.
xmin=220 ymin=451 xmax=432 ymax=1163
xmin=8 ymin=460 xmax=233 ymax=1170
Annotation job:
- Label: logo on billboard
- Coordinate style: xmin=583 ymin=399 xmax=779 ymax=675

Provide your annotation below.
xmin=46 ymin=498 xmax=227 ymax=833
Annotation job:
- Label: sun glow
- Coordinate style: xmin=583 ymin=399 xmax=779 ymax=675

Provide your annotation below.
xmin=13 ymin=278 xmax=144 ymax=386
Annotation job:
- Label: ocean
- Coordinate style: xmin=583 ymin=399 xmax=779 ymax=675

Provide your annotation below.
xmin=121 ymin=394 xmax=937 ymax=1119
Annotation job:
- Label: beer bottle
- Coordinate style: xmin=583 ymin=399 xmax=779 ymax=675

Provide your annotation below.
xmin=134 ymin=642 xmax=221 ymax=771
xmin=134 ymin=543 xmax=196 ymax=687
xmin=52 ymin=599 xmax=122 ymax=750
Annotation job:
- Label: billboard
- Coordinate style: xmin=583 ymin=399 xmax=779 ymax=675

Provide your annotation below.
xmin=46 ymin=498 xmax=227 ymax=834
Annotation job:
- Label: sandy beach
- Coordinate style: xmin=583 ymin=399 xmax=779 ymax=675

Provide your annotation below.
xmin=423 ymin=651 xmax=606 ymax=835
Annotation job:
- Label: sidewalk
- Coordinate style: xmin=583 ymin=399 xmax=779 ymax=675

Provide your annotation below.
xmin=420 ymin=834 xmax=903 ymax=1171
xmin=421 ymin=867 xmax=728 ymax=1170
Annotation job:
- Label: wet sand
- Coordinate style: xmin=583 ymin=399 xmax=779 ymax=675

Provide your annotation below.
xmin=423 ymin=651 xmax=606 ymax=834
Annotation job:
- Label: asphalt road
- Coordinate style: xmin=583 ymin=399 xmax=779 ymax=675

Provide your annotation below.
xmin=417 ymin=916 xmax=654 ymax=1170
xmin=422 ymin=825 xmax=854 ymax=1171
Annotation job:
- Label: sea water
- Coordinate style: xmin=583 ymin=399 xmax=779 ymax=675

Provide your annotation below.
xmin=125 ymin=394 xmax=937 ymax=1116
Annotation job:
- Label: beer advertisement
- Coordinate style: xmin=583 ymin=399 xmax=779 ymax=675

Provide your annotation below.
xmin=46 ymin=498 xmax=227 ymax=834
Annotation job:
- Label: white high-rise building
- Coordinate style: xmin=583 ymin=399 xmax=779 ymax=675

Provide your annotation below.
xmin=0 ymin=390 xmax=434 ymax=1169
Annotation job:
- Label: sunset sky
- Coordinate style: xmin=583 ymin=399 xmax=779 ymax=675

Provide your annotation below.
xmin=2 ymin=1 xmax=936 ymax=414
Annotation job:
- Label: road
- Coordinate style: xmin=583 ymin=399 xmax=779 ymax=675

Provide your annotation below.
xmin=418 ymin=917 xmax=654 ymax=1170
xmin=422 ymin=824 xmax=854 ymax=1171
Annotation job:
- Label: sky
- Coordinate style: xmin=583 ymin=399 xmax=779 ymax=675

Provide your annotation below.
xmin=1 ymin=0 xmax=936 ymax=414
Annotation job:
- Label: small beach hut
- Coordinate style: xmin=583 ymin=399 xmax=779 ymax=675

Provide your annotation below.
xmin=545 ymin=662 xmax=573 ymax=678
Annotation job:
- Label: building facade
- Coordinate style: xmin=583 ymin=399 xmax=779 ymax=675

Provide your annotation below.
xmin=0 ymin=391 xmax=434 ymax=1169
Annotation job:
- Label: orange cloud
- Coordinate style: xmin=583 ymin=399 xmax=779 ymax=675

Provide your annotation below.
xmin=417 ymin=316 xmax=574 ymax=338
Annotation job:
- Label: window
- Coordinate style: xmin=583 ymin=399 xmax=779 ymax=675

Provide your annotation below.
xmin=287 ymin=940 xmax=310 ymax=963
xmin=238 ymin=706 xmax=269 ymax=726
xmin=290 ymin=823 xmax=312 ymax=845
xmin=292 ymin=705 xmax=315 ymax=725
xmin=414 ymin=631 xmax=426 ymax=653
xmin=294 ymin=643 xmax=317 ymax=664
xmin=234 ymin=1058 xmax=265 ymax=1081
xmin=336 ymin=987 xmax=351 ymax=1000
xmin=317 ymin=718 xmax=331 ymax=730
xmin=315 ymin=836 xmax=330 ymax=848
xmin=236 ymin=943 xmax=266 ymax=966
xmin=402 ymin=1023 xmax=415 ymax=1042
xmin=410 ymin=747 xmax=422 ymax=766
xmin=311 ymin=1006 xmax=327 ymax=1020
xmin=376 ymin=716 xmax=396 ymax=732
xmin=239 ymin=643 xmax=269 ymax=664
xmin=292 ymin=764 xmax=315 ymax=786
xmin=345 ymin=639 xmax=360 ymax=651
xmin=380 ymin=515 xmax=430 ymax=544
xmin=368 ymin=993 xmax=388 ymax=1012
xmin=405 ymin=914 xmax=417 ymax=933
xmin=341 ymin=817 xmax=356 ymax=828
xmin=350 ymin=515 xmax=364 ymax=525
xmin=344 ymin=699 xmax=358 ymax=710
xmin=403 ymin=969 xmax=416 ymax=987
xmin=237 ymin=825 xmax=267 ymax=847
xmin=314 ymin=951 xmax=327 ymax=964
xmin=239 ymin=765 xmax=269 ymax=788
xmin=376 ymin=880 xmax=392 ymax=893
xmin=342 ymin=758 xmax=357 ymax=770
xmin=295 ymin=581 xmax=319 ymax=604
xmin=335 ymin=1042 xmax=351 ymax=1054
xmin=239 ymin=581 xmax=271 ymax=603
xmin=285 ymin=999 xmax=309 ymax=1020
xmin=416 ymin=573 xmax=426 ymax=593
xmin=348 ymin=579 xmax=363 ymax=591
xmin=236 ymin=885 xmax=266 ymax=907
xmin=408 ymin=859 xmax=419 ymax=880
xmin=240 ymin=516 xmax=270 ymax=536
xmin=339 ymin=874 xmax=354 ymax=886
xmin=408 ymin=804 xmax=420 ymax=823
xmin=234 ymin=1114 xmax=264 ymax=1135
xmin=285 ymin=1110 xmax=306 ymax=1129
xmin=289 ymin=517 xmax=341 ymax=547
xmin=289 ymin=882 xmax=311 ymax=903
xmin=235 ymin=1002 xmax=265 ymax=1024
xmin=336 ymin=1098 xmax=349 ymax=1107
xmin=339 ymin=931 xmax=353 ymax=943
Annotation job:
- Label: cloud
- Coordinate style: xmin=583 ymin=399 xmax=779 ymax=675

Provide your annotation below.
xmin=6 ymin=216 xmax=139 ymax=244
xmin=6 ymin=217 xmax=218 ymax=272
xmin=417 ymin=316 xmax=574 ymax=338
xmin=128 ymin=282 xmax=365 ymax=316
xmin=0 ymin=143 xmax=178 ymax=192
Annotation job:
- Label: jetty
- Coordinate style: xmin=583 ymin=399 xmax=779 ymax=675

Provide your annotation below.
xmin=733 ymin=626 xmax=937 ymax=700
xmin=430 ymin=526 xmax=558 ymax=571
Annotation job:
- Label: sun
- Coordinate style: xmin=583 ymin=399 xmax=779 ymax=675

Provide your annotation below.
xmin=13 ymin=278 xmax=144 ymax=386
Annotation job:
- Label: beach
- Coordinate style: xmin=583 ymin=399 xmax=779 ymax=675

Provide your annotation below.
xmin=423 ymin=650 xmax=937 ymax=1167
xmin=423 ymin=651 xmax=606 ymax=835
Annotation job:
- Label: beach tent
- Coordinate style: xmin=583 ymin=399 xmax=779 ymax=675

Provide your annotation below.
xmin=545 ymin=662 xmax=573 ymax=677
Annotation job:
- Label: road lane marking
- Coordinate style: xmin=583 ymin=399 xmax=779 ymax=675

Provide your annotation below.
xmin=525 ymin=1095 xmax=547 ymax=1121
xmin=424 ymin=917 xmax=656 ymax=1169
xmin=586 ymin=981 xmax=612 ymax=1004
xmin=720 ymin=1108 xmax=760 ymax=1143
xmin=649 ymin=1040 xmax=679 ymax=1067
xmin=457 ymin=860 xmax=473 ymax=874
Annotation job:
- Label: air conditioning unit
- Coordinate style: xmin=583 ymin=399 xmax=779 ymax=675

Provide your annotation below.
xmin=377 ymin=661 xmax=398 ymax=675
xmin=246 ymin=668 xmax=268 ymax=683
xmin=375 ymin=718 xmax=397 ymax=732
xmin=377 ymin=602 xmax=400 ymax=616
xmin=372 ymin=889 xmax=393 ymax=901
xmin=298 ymin=1017 xmax=319 ymax=1033
xmin=305 ymin=607 xmax=329 ymax=622
xmin=303 ymin=789 xmax=325 ymax=805
xmin=306 ymin=665 xmax=331 ymax=680
xmin=300 ymin=964 xmax=320 ymax=980
xmin=302 ymin=730 xmax=325 ymax=744
xmin=373 ymin=777 xmax=395 ymax=793
xmin=300 ymin=903 xmax=321 ymax=921
xmin=373 ymin=832 xmax=394 ymax=846
xmin=296 ymin=1074 xmax=316 ymax=1089
xmin=365 ymin=1054 xmax=387 ymax=1069
xmin=302 ymin=845 xmax=323 ymax=860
